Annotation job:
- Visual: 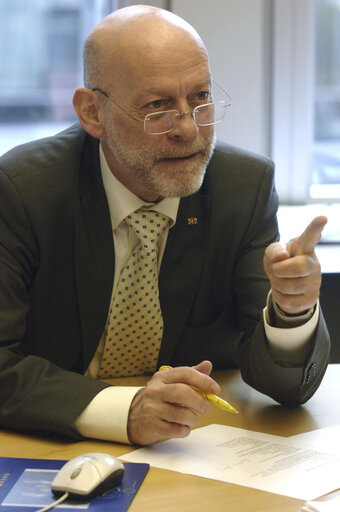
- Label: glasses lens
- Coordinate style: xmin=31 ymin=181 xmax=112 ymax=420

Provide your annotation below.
xmin=194 ymin=102 xmax=227 ymax=126
xmin=144 ymin=110 xmax=178 ymax=134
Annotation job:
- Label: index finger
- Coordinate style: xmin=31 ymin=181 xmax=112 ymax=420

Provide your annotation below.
xmin=158 ymin=365 xmax=219 ymax=395
xmin=288 ymin=215 xmax=327 ymax=256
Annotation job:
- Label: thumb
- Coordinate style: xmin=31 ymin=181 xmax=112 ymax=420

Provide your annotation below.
xmin=288 ymin=215 xmax=327 ymax=256
xmin=192 ymin=360 xmax=213 ymax=376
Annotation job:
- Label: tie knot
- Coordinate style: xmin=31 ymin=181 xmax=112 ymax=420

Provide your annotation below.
xmin=125 ymin=209 xmax=170 ymax=254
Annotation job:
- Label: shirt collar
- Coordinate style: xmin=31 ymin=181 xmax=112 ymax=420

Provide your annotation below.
xmin=99 ymin=144 xmax=179 ymax=230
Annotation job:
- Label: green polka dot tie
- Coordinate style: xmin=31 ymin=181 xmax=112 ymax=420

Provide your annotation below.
xmin=98 ymin=209 xmax=170 ymax=378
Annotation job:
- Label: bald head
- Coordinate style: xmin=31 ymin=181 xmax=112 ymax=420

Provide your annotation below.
xmin=83 ymin=5 xmax=208 ymax=89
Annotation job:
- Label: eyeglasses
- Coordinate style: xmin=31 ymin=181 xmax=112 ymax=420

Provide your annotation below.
xmin=91 ymin=80 xmax=231 ymax=135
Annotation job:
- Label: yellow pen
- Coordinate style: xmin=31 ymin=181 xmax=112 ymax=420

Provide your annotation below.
xmin=159 ymin=365 xmax=238 ymax=415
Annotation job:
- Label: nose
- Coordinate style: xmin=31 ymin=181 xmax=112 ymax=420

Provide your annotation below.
xmin=167 ymin=110 xmax=199 ymax=141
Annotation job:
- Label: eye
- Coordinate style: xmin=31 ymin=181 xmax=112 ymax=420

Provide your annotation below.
xmin=196 ymin=90 xmax=210 ymax=102
xmin=145 ymin=99 xmax=170 ymax=110
xmin=189 ymin=90 xmax=211 ymax=107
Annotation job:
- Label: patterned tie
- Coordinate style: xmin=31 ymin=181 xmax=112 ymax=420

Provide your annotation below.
xmin=98 ymin=209 xmax=170 ymax=378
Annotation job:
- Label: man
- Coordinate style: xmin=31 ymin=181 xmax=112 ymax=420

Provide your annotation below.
xmin=0 ymin=5 xmax=329 ymax=446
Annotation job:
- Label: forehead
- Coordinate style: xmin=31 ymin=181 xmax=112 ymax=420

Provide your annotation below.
xmin=126 ymin=60 xmax=209 ymax=105
xmin=133 ymin=64 xmax=211 ymax=101
xmin=105 ymin=28 xmax=211 ymax=99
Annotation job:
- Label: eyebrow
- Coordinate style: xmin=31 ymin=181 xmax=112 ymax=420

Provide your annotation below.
xmin=141 ymin=79 xmax=212 ymax=97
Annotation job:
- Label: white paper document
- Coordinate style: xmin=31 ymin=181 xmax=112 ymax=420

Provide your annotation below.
xmin=121 ymin=424 xmax=340 ymax=500
xmin=300 ymin=492 xmax=340 ymax=512
xmin=290 ymin=425 xmax=340 ymax=454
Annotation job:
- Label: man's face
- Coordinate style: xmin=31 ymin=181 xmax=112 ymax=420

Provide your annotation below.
xmin=100 ymin=39 xmax=216 ymax=202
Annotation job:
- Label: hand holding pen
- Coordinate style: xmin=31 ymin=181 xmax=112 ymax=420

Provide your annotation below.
xmin=159 ymin=366 xmax=238 ymax=414
xmin=127 ymin=360 xmax=225 ymax=446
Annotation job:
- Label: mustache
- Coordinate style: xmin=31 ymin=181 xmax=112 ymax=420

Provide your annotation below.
xmin=153 ymin=142 xmax=212 ymax=160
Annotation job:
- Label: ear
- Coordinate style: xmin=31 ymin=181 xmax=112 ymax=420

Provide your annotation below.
xmin=72 ymin=88 xmax=105 ymax=138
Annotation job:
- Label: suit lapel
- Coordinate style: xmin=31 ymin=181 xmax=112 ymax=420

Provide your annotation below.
xmin=74 ymin=136 xmax=114 ymax=370
xmin=158 ymin=192 xmax=210 ymax=365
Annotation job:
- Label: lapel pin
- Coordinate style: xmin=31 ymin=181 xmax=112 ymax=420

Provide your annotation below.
xmin=187 ymin=217 xmax=198 ymax=225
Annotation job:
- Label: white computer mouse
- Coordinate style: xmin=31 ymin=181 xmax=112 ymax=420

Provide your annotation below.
xmin=51 ymin=452 xmax=124 ymax=500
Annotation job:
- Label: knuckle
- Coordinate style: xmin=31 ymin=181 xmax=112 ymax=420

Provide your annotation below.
xmin=314 ymin=259 xmax=321 ymax=274
xmin=191 ymin=394 xmax=207 ymax=415
xmin=144 ymin=378 xmax=164 ymax=400
xmin=143 ymin=385 xmax=157 ymax=401
xmin=165 ymin=402 xmax=199 ymax=427
xmin=171 ymin=424 xmax=191 ymax=439
xmin=171 ymin=383 xmax=188 ymax=403
xmin=158 ymin=420 xmax=190 ymax=440
xmin=136 ymin=398 xmax=158 ymax=419
xmin=180 ymin=408 xmax=198 ymax=427
xmin=293 ymin=258 xmax=308 ymax=275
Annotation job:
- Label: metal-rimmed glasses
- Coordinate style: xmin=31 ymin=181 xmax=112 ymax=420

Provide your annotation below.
xmin=91 ymin=80 xmax=231 ymax=135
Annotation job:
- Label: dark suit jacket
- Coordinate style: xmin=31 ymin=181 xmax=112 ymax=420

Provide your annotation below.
xmin=0 ymin=124 xmax=330 ymax=438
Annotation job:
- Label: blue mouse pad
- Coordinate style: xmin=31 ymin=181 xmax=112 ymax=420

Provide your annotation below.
xmin=0 ymin=457 xmax=149 ymax=512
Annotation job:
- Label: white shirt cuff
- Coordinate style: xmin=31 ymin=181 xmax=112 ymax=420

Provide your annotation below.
xmin=263 ymin=296 xmax=319 ymax=363
xmin=73 ymin=386 xmax=142 ymax=444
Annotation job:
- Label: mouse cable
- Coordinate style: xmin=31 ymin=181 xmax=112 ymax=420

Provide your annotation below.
xmin=35 ymin=492 xmax=69 ymax=512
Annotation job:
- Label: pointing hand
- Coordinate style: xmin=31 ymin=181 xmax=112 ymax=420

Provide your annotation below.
xmin=263 ymin=216 xmax=327 ymax=314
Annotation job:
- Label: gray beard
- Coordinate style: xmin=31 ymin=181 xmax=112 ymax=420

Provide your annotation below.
xmin=103 ymin=118 xmax=216 ymax=198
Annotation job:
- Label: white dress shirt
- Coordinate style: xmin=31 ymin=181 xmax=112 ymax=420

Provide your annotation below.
xmin=74 ymin=145 xmax=318 ymax=443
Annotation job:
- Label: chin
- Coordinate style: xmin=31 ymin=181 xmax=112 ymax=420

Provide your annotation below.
xmin=154 ymin=173 xmax=205 ymax=198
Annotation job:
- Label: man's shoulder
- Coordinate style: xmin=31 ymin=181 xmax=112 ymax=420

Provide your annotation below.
xmin=203 ymin=140 xmax=275 ymax=190
xmin=212 ymin=140 xmax=273 ymax=171
xmin=0 ymin=123 xmax=93 ymax=179
xmin=198 ymin=140 xmax=277 ymax=211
